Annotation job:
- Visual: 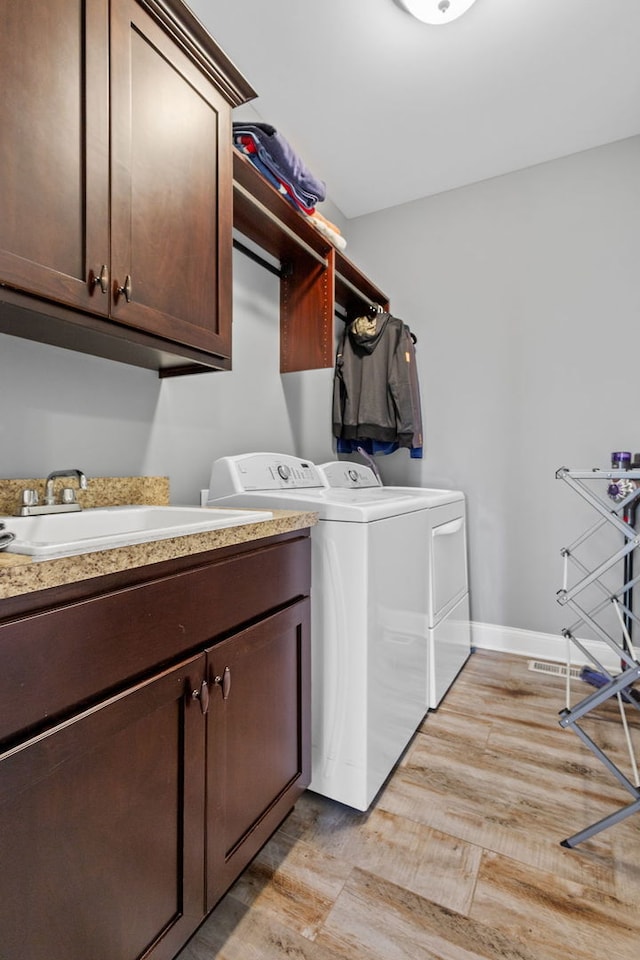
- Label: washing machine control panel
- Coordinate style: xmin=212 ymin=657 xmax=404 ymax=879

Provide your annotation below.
xmin=209 ymin=453 xmax=326 ymax=494
xmin=318 ymin=461 xmax=381 ymax=489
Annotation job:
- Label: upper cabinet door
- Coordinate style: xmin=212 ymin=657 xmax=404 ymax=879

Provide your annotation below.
xmin=109 ymin=0 xmax=233 ymax=360
xmin=0 ymin=0 xmax=110 ymax=315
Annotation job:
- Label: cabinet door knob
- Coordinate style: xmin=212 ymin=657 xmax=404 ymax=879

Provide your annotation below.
xmin=213 ymin=666 xmax=231 ymax=701
xmin=89 ymin=264 xmax=109 ymax=295
xmin=191 ymin=679 xmax=210 ymax=715
xmin=115 ymin=274 xmax=132 ymax=303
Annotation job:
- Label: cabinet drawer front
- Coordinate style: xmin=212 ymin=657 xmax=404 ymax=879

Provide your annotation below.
xmin=0 ymin=536 xmax=310 ymax=744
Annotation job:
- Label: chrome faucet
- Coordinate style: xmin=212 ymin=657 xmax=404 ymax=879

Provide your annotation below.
xmin=16 ymin=469 xmax=88 ymax=517
xmin=44 ymin=469 xmax=88 ymax=506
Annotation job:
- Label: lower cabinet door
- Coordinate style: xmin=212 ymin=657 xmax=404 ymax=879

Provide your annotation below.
xmin=206 ymin=599 xmax=311 ymax=908
xmin=0 ymin=654 xmax=207 ymax=960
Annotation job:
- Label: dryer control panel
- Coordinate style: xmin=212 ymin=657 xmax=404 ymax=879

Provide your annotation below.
xmin=209 ymin=453 xmax=326 ymax=495
xmin=318 ymin=461 xmax=381 ymax=489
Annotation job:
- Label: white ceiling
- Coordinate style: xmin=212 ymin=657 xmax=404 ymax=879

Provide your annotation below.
xmin=187 ymin=0 xmax=640 ymax=219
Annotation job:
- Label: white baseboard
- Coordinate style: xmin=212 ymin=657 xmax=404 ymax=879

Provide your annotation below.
xmin=470 ymin=621 xmax=621 ymax=673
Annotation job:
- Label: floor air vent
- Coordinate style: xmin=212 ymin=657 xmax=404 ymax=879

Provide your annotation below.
xmin=527 ymin=659 xmax=583 ymax=680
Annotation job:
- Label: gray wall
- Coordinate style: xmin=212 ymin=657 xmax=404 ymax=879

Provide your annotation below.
xmin=0 ymin=250 xmax=335 ymax=502
xmin=345 ymin=135 xmax=640 ymax=635
xmin=2 ymin=137 xmax=638 ymax=642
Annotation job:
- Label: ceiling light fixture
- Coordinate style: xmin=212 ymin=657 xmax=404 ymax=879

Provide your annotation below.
xmin=395 ymin=0 xmax=479 ymax=25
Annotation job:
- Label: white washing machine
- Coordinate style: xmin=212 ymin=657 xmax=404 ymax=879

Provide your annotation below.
xmin=205 ymin=452 xmax=470 ymax=811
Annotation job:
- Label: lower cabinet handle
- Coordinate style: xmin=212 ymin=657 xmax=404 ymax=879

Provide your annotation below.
xmin=213 ymin=666 xmax=231 ymax=701
xmin=191 ymin=679 xmax=210 ymax=715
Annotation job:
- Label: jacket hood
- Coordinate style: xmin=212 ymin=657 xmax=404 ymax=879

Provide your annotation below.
xmin=348 ymin=312 xmax=391 ymax=353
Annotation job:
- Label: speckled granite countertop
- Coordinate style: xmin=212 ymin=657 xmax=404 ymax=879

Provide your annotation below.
xmin=0 ymin=476 xmax=317 ymax=601
xmin=0 ymin=475 xmax=171 ymax=515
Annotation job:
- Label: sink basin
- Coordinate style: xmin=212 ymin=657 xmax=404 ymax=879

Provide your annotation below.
xmin=1 ymin=505 xmax=274 ymax=561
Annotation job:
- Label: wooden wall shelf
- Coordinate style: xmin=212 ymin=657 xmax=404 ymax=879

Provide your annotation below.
xmin=232 ymin=150 xmax=390 ymax=373
xmin=334 ymin=249 xmax=389 ymax=319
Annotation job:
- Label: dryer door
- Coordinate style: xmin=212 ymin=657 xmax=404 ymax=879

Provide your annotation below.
xmin=430 ymin=502 xmax=468 ymax=626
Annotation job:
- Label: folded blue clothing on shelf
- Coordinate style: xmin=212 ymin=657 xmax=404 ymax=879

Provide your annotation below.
xmin=233 ymin=122 xmax=326 ymax=207
xmin=235 ymin=141 xmax=316 ymax=214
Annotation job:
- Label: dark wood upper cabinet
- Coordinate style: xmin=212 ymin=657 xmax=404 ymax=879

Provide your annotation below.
xmin=0 ymin=0 xmax=255 ymax=375
xmin=0 ymin=0 xmax=110 ymax=316
xmin=110 ymin=0 xmax=233 ymax=356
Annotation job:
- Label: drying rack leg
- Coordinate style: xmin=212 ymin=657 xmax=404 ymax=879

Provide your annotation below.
xmin=561 ymin=796 xmax=640 ymax=848
xmin=560 ymin=712 xmax=640 ymax=795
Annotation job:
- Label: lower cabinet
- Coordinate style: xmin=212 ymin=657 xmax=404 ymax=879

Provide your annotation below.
xmin=206 ymin=600 xmax=311 ymax=908
xmin=0 ymin=655 xmax=207 ymax=960
xmin=0 ymin=533 xmax=311 ymax=960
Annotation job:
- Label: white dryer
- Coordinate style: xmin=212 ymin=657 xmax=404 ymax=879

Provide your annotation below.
xmin=318 ymin=461 xmax=471 ymax=711
xmin=206 ymin=452 xmax=470 ymax=811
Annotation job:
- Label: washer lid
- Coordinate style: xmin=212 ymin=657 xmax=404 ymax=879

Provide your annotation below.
xmin=315 ymin=487 xmax=452 ymax=521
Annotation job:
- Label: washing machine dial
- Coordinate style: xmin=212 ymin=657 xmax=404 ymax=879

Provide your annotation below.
xmin=348 ymin=469 xmax=359 ymax=483
xmin=277 ymin=464 xmax=291 ymax=481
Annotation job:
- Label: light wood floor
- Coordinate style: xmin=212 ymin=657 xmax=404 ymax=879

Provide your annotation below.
xmin=176 ymin=650 xmax=640 ymax=960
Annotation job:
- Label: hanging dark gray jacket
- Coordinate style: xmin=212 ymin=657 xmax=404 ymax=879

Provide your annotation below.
xmin=332 ymin=312 xmax=424 ymax=454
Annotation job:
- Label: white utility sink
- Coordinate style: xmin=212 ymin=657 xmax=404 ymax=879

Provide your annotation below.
xmin=1 ymin=505 xmax=274 ymax=561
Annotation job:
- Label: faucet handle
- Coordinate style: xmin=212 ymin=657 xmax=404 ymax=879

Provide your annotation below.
xmin=21 ymin=488 xmax=39 ymax=507
xmin=61 ymin=487 xmax=79 ymax=505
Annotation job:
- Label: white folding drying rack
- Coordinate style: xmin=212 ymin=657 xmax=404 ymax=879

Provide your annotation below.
xmin=556 ymin=466 xmax=640 ymax=847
